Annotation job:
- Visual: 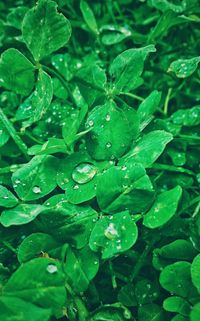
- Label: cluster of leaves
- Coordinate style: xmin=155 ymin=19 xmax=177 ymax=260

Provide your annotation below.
xmin=0 ymin=0 xmax=200 ymax=320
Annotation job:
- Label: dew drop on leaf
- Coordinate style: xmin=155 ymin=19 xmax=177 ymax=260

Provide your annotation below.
xmin=106 ymin=142 xmax=112 ymax=148
xmin=32 ymin=186 xmax=41 ymax=194
xmin=104 ymin=223 xmax=118 ymax=239
xmin=72 ymin=162 xmax=97 ymax=184
xmin=46 ymin=263 xmax=58 ymax=274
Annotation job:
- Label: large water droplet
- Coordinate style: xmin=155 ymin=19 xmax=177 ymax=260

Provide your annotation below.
xmin=72 ymin=163 xmax=97 ymax=184
xmin=104 ymin=223 xmax=118 ymax=240
xmin=32 ymin=186 xmax=41 ymax=194
xmin=105 ymin=114 xmax=110 ymax=121
xmin=46 ymin=263 xmax=58 ymax=274
xmin=106 ymin=142 xmax=112 ymax=148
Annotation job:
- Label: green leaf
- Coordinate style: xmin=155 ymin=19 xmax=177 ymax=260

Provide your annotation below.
xmin=0 ymin=204 xmax=46 ymax=227
xmin=120 ymin=130 xmax=173 ymax=168
xmin=138 ymin=304 xmax=164 ymax=321
xmin=171 ymin=106 xmax=200 ymax=127
xmin=22 ymin=70 xmax=53 ymax=128
xmin=89 ymin=211 xmax=138 ymax=259
xmin=0 ymin=297 xmax=51 ymax=321
xmin=190 ymin=303 xmax=200 ymax=321
xmin=0 ymin=121 xmax=9 ymax=147
xmin=109 ymin=45 xmax=156 ymax=94
xmin=100 ymin=25 xmax=132 ymax=46
xmin=75 ymin=64 xmax=106 ymax=106
xmin=63 ymin=245 xmax=99 ymax=293
xmin=143 ymin=186 xmax=182 ymax=229
xmin=96 ymin=161 xmax=155 ymax=214
xmin=57 ymin=151 xmax=100 ymax=204
xmin=22 ymin=0 xmax=71 ymax=61
xmin=7 ymin=6 xmax=28 ymax=29
xmin=0 ymin=49 xmax=35 ymax=96
xmin=28 ymin=138 xmax=67 ymax=155
xmin=137 ymin=91 xmax=161 ymax=129
xmin=18 ymin=232 xmax=61 ymax=263
xmin=163 ymin=296 xmax=191 ymax=316
xmin=157 ymin=239 xmax=197 ymax=260
xmin=159 ymin=261 xmax=196 ymax=297
xmin=0 ymin=185 xmax=18 ymax=208
xmin=62 ymin=88 xmax=88 ymax=147
xmin=3 ymin=258 xmax=67 ymax=313
xmin=135 ymin=279 xmax=160 ymax=304
xmin=191 ymin=254 xmax=200 ymax=294
xmin=37 ymin=202 xmax=98 ymax=249
xmin=12 ymin=155 xmax=58 ymax=201
xmin=85 ymin=100 xmax=139 ymax=160
xmin=151 ymin=0 xmax=186 ymax=12
xmin=168 ymin=57 xmax=200 ymax=78
xmin=80 ymin=0 xmax=98 ymax=34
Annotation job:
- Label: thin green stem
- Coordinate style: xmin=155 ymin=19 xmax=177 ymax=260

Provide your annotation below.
xmin=120 ymin=92 xmax=144 ymax=101
xmin=65 ymin=283 xmax=88 ymax=321
xmin=130 ymin=241 xmax=155 ymax=282
xmin=150 ymin=163 xmax=195 ymax=176
xmin=109 ymin=260 xmax=117 ymax=289
xmin=178 ymin=134 xmax=200 ymax=141
xmin=0 ymin=108 xmax=29 ymax=160
xmin=163 ymin=87 xmax=172 ymax=115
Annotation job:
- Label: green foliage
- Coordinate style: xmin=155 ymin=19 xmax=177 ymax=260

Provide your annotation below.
xmin=0 ymin=0 xmax=199 ymax=320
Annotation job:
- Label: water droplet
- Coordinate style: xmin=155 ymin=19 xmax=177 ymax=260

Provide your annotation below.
xmin=72 ymin=163 xmax=97 ymax=184
xmin=15 ymin=179 xmax=21 ymax=184
xmin=46 ymin=263 xmax=57 ymax=274
xmin=121 ymin=165 xmax=127 ymax=171
xmin=73 ymin=184 xmax=79 ymax=190
xmin=105 ymin=114 xmax=110 ymax=121
xmin=88 ymin=120 xmax=94 ymax=127
xmin=32 ymin=186 xmax=41 ymax=194
xmin=106 ymin=142 xmax=112 ymax=148
xmin=94 ymin=261 xmax=98 ymax=265
xmin=104 ymin=223 xmax=118 ymax=240
xmin=3 ymin=195 xmax=9 ymax=199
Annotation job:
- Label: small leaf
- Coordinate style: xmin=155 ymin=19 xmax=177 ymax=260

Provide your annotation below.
xmin=109 ymin=45 xmax=156 ymax=94
xmin=80 ymin=0 xmax=98 ymax=34
xmin=0 ymin=297 xmax=51 ymax=321
xmin=138 ymin=304 xmax=165 ymax=321
xmin=22 ymin=0 xmax=71 ymax=61
xmin=28 ymin=138 xmax=67 ymax=155
xmin=18 ymin=232 xmax=61 ymax=263
xmin=0 ymin=185 xmax=18 ymax=208
xmin=137 ymin=91 xmax=161 ymax=129
xmin=120 ymin=130 xmax=173 ymax=168
xmin=168 ymin=57 xmax=200 ymax=78
xmin=3 ymin=258 xmax=67 ymax=313
xmin=97 ymin=161 xmax=155 ymax=214
xmin=143 ymin=186 xmax=182 ymax=229
xmin=12 ymin=155 xmax=58 ymax=201
xmin=0 ymin=204 xmax=46 ymax=227
xmin=0 ymin=49 xmax=35 ymax=96
xmin=63 ymin=245 xmax=99 ymax=293
xmin=22 ymin=70 xmax=53 ymax=128
xmin=191 ymin=254 xmax=200 ymax=294
xmin=89 ymin=211 xmax=138 ymax=259
xmin=163 ymin=296 xmax=191 ymax=316
xmin=85 ymin=100 xmax=139 ymax=160
xmin=190 ymin=303 xmax=200 ymax=321
xmin=160 ymin=261 xmax=196 ymax=297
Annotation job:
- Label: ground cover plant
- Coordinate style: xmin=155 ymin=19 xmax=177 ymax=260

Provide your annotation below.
xmin=0 ymin=0 xmax=200 ymax=320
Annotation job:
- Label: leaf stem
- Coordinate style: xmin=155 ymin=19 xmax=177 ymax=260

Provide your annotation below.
xmin=0 ymin=164 xmax=23 ymax=174
xmin=177 ymin=134 xmax=200 ymax=141
xmin=120 ymin=92 xmax=144 ymax=101
xmin=150 ymin=163 xmax=195 ymax=176
xmin=129 ymin=241 xmax=155 ymax=281
xmin=0 ymin=108 xmax=29 ymax=160
xmin=65 ymin=282 xmax=89 ymax=321
xmin=163 ymin=87 xmax=172 ymax=115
